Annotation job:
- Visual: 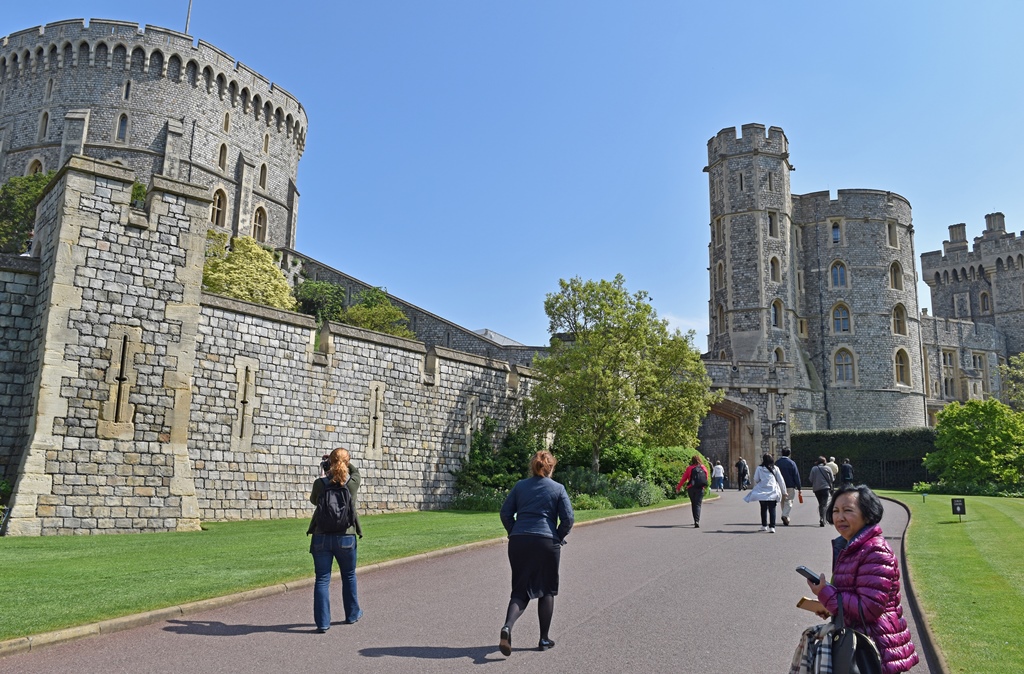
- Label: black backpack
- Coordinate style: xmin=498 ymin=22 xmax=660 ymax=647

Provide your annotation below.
xmin=690 ymin=465 xmax=708 ymax=488
xmin=315 ymin=477 xmax=355 ymax=534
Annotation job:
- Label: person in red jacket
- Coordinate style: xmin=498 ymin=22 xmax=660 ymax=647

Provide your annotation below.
xmin=675 ymin=455 xmax=708 ymax=528
xmin=804 ymin=484 xmax=919 ymax=674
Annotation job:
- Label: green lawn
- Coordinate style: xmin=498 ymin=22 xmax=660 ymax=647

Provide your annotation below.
xmin=0 ymin=503 xmax=677 ymax=641
xmin=881 ymin=491 xmax=1024 ymax=674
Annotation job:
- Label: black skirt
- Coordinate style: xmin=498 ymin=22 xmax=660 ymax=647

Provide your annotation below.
xmin=508 ymin=534 xmax=561 ymax=601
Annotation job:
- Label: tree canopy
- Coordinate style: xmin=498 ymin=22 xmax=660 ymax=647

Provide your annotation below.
xmin=294 ymin=281 xmax=415 ymax=339
xmin=528 ymin=274 xmax=721 ymax=473
xmin=202 ymin=233 xmax=296 ymax=311
xmin=999 ymin=352 xmax=1024 ymax=411
xmin=0 ymin=171 xmax=55 ymax=254
xmin=926 ymin=399 xmax=1024 ymax=487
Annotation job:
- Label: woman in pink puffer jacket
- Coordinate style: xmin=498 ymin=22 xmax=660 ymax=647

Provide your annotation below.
xmin=805 ymin=484 xmax=919 ymax=674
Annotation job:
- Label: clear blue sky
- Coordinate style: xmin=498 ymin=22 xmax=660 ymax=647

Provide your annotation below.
xmin=5 ymin=2 xmax=1024 ymax=347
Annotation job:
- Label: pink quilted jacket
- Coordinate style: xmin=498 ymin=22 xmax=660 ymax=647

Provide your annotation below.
xmin=817 ymin=524 xmax=920 ymax=674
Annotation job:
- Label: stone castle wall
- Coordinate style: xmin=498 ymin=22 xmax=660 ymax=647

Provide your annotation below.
xmin=290 ymin=251 xmax=545 ymax=367
xmin=0 ymin=255 xmax=41 ymax=484
xmin=2 ymin=158 xmax=531 ymax=535
xmin=0 ymin=19 xmax=304 ymax=250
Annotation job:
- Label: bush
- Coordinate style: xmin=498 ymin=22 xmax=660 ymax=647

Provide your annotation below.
xmin=448 ymin=487 xmax=508 ymax=512
xmin=600 ymin=443 xmax=655 ymax=481
xmin=649 ymin=446 xmax=703 ymax=495
xmin=607 ymin=476 xmax=664 ymax=508
xmin=554 ymin=466 xmax=612 ymax=497
xmin=451 ymin=419 xmax=538 ymax=494
xmin=912 ymin=481 xmax=1024 ymax=498
xmin=571 ymin=493 xmax=613 ymax=510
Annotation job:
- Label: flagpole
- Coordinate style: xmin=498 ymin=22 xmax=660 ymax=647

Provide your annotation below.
xmin=185 ymin=0 xmax=194 ymax=34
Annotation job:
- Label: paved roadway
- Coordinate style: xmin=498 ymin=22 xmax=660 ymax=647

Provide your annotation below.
xmin=6 ymin=491 xmax=933 ymax=673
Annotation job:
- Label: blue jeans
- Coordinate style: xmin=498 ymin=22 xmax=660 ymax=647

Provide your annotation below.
xmin=311 ymin=533 xmax=359 ymax=629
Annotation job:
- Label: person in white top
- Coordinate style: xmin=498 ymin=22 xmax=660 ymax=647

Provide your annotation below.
xmin=711 ymin=460 xmax=726 ymax=492
xmin=743 ymin=453 xmax=788 ymax=532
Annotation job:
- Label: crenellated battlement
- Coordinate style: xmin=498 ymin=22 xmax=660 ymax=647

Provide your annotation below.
xmin=790 ymin=188 xmax=912 ymax=224
xmin=706 ymin=123 xmax=788 ymax=164
xmin=0 ymin=19 xmax=306 ymax=148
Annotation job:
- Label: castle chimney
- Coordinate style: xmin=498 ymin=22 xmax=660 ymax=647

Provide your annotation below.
xmin=985 ymin=212 xmax=1006 ymax=233
xmin=949 ymin=223 xmax=967 ymax=242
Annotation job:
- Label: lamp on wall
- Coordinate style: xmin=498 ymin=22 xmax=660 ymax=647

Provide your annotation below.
xmin=770 ymin=413 xmax=787 ymax=454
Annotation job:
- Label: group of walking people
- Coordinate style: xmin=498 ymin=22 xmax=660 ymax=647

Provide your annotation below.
xmin=305 ymin=446 xmax=915 ymax=672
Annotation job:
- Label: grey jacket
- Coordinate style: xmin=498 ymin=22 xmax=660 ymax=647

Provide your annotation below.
xmin=808 ymin=463 xmax=835 ymax=492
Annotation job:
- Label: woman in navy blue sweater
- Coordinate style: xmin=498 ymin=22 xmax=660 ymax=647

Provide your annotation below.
xmin=497 ymin=451 xmax=574 ymax=656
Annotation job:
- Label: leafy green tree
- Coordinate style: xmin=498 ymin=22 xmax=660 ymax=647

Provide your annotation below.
xmin=926 ymin=399 xmax=1024 ymax=487
xmin=999 ymin=352 xmax=1024 ymax=411
xmin=341 ymin=286 xmax=415 ymax=339
xmin=0 ymin=171 xmax=55 ymax=253
xmin=452 ymin=418 xmax=539 ymax=493
xmin=528 ymin=274 xmax=721 ymax=473
xmin=294 ymin=280 xmax=347 ymax=325
xmin=202 ymin=234 xmax=296 ymax=311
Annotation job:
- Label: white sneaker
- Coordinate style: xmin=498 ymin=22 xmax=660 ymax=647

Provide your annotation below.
xmin=759 ymin=526 xmax=768 ymax=532
xmin=769 ymin=527 xmax=776 ymax=533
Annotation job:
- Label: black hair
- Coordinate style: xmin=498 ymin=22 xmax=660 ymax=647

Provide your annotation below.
xmin=761 ymin=453 xmax=775 ymax=469
xmin=825 ymin=484 xmax=884 ymax=527
xmin=780 ymin=448 xmax=792 ymax=457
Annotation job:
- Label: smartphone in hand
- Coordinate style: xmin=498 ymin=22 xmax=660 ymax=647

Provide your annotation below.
xmin=796 ymin=565 xmax=820 ymax=582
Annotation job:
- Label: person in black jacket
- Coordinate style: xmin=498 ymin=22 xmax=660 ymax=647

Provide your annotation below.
xmin=840 ymin=458 xmax=854 ymax=486
xmin=775 ymin=448 xmax=801 ymax=526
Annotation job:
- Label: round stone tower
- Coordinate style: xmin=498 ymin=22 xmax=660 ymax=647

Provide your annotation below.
xmin=0 ymin=19 xmax=306 ymax=250
xmin=705 ymin=123 xmax=797 ymax=368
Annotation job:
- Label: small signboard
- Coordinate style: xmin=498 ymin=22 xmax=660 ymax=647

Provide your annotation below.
xmin=951 ymin=498 xmax=966 ymax=522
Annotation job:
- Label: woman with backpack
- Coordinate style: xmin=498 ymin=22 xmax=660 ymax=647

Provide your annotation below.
xmin=743 ymin=453 xmax=787 ymax=532
xmin=307 ymin=447 xmax=363 ymax=633
xmin=675 ymin=454 xmax=709 ymax=528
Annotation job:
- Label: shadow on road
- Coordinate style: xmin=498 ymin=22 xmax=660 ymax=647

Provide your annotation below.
xmin=359 ymin=645 xmax=500 ymax=664
xmin=162 ymin=619 xmax=320 ymax=636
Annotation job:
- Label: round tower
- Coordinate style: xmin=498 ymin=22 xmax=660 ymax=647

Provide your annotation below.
xmin=0 ymin=19 xmax=306 ymax=250
xmin=705 ymin=123 xmax=795 ymax=365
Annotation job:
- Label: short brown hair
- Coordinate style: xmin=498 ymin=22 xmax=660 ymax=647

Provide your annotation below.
xmin=530 ymin=450 xmax=557 ymax=477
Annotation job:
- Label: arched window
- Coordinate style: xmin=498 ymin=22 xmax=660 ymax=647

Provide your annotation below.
xmin=115 ymin=114 xmax=128 ymax=143
xmin=895 ymin=349 xmax=910 ymax=386
xmin=892 ymin=304 xmax=907 ymax=335
xmin=252 ymin=207 xmax=267 ymax=242
xmin=771 ymin=300 xmax=783 ymax=328
xmin=774 ymin=348 xmax=784 ymax=363
xmin=831 ymin=261 xmax=847 ymax=288
xmin=223 ymin=112 xmax=230 ymax=132
xmin=263 ymin=133 xmax=270 ymax=154
xmin=211 ymin=190 xmax=226 ymax=227
xmin=770 ymin=257 xmax=781 ymax=282
xmin=981 ymin=292 xmax=990 ymax=312
xmin=834 ymin=349 xmax=854 ymax=383
xmin=46 ymin=78 xmax=54 ymax=100
xmin=218 ymin=144 xmax=228 ymax=171
xmin=717 ymin=304 xmax=725 ymax=334
xmin=832 ymin=304 xmax=851 ymax=333
xmin=27 ymin=159 xmax=44 ymax=175
xmin=890 ymin=262 xmax=904 ymax=290
xmin=719 ymin=351 xmax=727 ymax=360
xmin=123 ymin=80 xmax=131 ymax=101
xmin=38 ymin=111 xmax=49 ymax=141
xmin=259 ymin=164 xmax=268 ymax=190
xmin=831 ymin=222 xmax=841 ymax=244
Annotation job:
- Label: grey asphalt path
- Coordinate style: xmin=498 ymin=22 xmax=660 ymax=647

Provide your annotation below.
xmin=6 ymin=491 xmax=932 ymax=674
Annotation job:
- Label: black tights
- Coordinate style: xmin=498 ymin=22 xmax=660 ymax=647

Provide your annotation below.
xmin=503 ymin=595 xmax=555 ymax=640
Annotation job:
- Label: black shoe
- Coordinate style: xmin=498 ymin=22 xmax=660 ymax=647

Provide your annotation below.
xmin=694 ymin=522 xmax=700 ymax=528
xmin=538 ymin=638 xmax=555 ymax=651
xmin=499 ymin=626 xmax=512 ymax=656
xmin=820 ymin=520 xmax=825 ymax=527
xmin=315 ymin=627 xmax=328 ymax=634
